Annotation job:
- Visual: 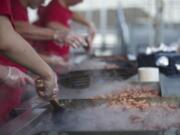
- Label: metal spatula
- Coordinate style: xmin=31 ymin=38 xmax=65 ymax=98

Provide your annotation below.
xmin=50 ymin=99 xmax=63 ymax=111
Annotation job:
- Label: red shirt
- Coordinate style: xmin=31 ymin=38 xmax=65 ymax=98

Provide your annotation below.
xmin=0 ymin=0 xmax=27 ymax=72
xmin=0 ymin=0 xmax=14 ymax=25
xmin=36 ymin=0 xmax=73 ymax=57
xmin=11 ymin=0 xmax=28 ymax=22
xmin=0 ymin=0 xmax=24 ymax=125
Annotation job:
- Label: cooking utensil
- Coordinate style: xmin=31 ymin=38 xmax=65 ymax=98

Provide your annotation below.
xmin=49 ymin=99 xmax=64 ymax=112
xmin=59 ymin=68 xmax=137 ymax=89
xmin=60 ymin=71 xmax=90 ymax=89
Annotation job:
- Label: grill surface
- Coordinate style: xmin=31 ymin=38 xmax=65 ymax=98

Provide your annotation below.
xmin=26 ymin=97 xmax=180 ymax=135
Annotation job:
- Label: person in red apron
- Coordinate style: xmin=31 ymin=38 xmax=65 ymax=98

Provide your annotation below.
xmin=10 ymin=0 xmax=69 ymax=70
xmin=36 ymin=0 xmax=96 ymax=60
xmin=11 ymin=0 xmax=89 ymax=72
xmin=0 ymin=0 xmax=59 ymax=125
xmin=11 ymin=0 xmax=89 ymax=74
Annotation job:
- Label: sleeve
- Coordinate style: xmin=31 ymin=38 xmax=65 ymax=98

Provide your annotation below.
xmin=11 ymin=0 xmax=28 ymax=21
xmin=0 ymin=0 xmax=13 ymax=21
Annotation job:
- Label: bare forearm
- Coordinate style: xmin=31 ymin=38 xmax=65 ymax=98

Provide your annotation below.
xmin=3 ymin=34 xmax=53 ymax=79
xmin=40 ymin=54 xmax=52 ymax=65
xmin=47 ymin=22 xmax=70 ymax=33
xmin=15 ymin=22 xmax=55 ymax=41
xmin=0 ymin=16 xmax=53 ymax=80
xmin=72 ymin=12 xmax=91 ymax=27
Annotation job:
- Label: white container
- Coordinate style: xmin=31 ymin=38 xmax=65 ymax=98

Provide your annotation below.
xmin=138 ymin=67 xmax=159 ymax=82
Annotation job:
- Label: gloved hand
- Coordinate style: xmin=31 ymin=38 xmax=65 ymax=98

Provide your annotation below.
xmin=35 ymin=72 xmax=59 ymax=100
xmin=54 ymin=31 xmax=88 ymax=48
xmin=64 ymin=33 xmax=88 ymax=48
xmin=49 ymin=55 xmax=69 ymax=67
xmin=2 ymin=67 xmax=34 ymax=88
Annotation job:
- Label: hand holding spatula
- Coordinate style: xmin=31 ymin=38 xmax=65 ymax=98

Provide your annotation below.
xmin=35 ymin=74 xmax=62 ymax=111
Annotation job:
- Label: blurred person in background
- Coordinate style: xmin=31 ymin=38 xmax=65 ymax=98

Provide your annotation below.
xmin=11 ymin=0 xmax=88 ymax=71
xmin=0 ymin=0 xmax=60 ymax=125
xmin=35 ymin=0 xmax=96 ymax=67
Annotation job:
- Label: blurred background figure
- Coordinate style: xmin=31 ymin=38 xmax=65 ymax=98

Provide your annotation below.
xmin=29 ymin=0 xmax=180 ymax=57
xmin=34 ymin=0 xmax=96 ymax=72
xmin=11 ymin=0 xmax=88 ymax=73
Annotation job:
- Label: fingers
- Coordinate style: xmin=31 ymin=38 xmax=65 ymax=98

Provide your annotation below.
xmin=75 ymin=36 xmax=88 ymax=47
xmin=65 ymin=34 xmax=88 ymax=48
xmin=35 ymin=78 xmax=46 ymax=99
xmin=68 ymin=41 xmax=79 ymax=48
xmin=35 ymin=75 xmax=59 ymax=101
xmin=37 ymin=89 xmax=46 ymax=99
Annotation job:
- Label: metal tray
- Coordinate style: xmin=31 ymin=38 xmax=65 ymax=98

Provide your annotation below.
xmin=59 ymin=68 xmax=137 ymax=89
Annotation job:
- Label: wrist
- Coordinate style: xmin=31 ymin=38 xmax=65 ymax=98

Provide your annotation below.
xmin=42 ymin=68 xmax=55 ymax=82
xmin=55 ymin=30 xmax=70 ymax=41
xmin=48 ymin=56 xmax=57 ymax=66
xmin=53 ymin=31 xmax=66 ymax=43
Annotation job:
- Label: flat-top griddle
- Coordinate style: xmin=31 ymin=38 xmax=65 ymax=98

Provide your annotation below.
xmin=26 ymin=97 xmax=180 ymax=135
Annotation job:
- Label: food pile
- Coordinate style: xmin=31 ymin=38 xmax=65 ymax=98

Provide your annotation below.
xmin=95 ymin=85 xmax=177 ymax=110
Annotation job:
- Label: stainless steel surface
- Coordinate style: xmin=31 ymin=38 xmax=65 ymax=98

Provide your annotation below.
xmin=27 ymin=98 xmax=180 ymax=134
xmin=2 ymin=79 xmax=180 ymax=135
xmin=0 ymin=108 xmax=47 ymax=135
xmin=160 ymin=74 xmax=180 ymax=97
